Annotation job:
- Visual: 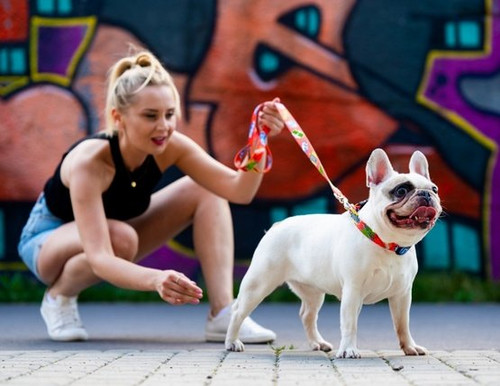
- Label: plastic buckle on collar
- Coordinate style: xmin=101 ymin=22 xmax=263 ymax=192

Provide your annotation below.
xmin=394 ymin=246 xmax=410 ymax=255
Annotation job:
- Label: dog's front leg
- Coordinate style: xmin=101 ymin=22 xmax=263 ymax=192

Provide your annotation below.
xmin=389 ymin=292 xmax=427 ymax=355
xmin=337 ymin=289 xmax=363 ymax=358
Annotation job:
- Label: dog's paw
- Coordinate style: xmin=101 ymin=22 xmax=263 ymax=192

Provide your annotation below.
xmin=402 ymin=344 xmax=428 ymax=356
xmin=336 ymin=347 xmax=361 ymax=359
xmin=310 ymin=340 xmax=333 ymax=352
xmin=226 ymin=339 xmax=245 ymax=352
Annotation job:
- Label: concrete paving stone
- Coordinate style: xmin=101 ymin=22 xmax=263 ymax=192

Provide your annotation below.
xmin=337 ymin=382 xmax=408 ymax=386
xmin=211 ymin=380 xmax=274 ymax=386
xmin=482 ymin=351 xmax=500 ymax=361
xmin=276 ymin=378 xmax=344 ymax=385
xmin=339 ymin=378 xmax=409 ymax=386
xmin=277 ymin=369 xmax=337 ymax=375
xmin=4 ymin=378 xmax=76 ymax=386
xmin=212 ymin=376 xmax=276 ymax=384
xmin=401 ymin=374 xmax=476 ymax=385
xmin=404 ymin=382 xmax=475 ymax=386
xmin=277 ymin=374 xmax=344 ymax=382
xmin=157 ymin=366 xmax=217 ymax=373
xmin=142 ymin=379 xmax=211 ymax=386
xmin=473 ymin=375 xmax=500 ymax=385
xmin=214 ymin=366 xmax=275 ymax=375
xmin=71 ymin=381 xmax=136 ymax=386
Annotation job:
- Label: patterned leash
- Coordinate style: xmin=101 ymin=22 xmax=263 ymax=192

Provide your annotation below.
xmin=234 ymin=102 xmax=410 ymax=255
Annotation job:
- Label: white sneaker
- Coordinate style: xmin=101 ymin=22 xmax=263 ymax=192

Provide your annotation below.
xmin=205 ymin=305 xmax=276 ymax=343
xmin=40 ymin=292 xmax=89 ymax=341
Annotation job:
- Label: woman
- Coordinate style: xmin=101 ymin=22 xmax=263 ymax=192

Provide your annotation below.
xmin=17 ymin=50 xmax=284 ymax=342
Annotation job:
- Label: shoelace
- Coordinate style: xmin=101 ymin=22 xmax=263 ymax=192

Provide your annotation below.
xmin=54 ymin=299 xmax=83 ymax=328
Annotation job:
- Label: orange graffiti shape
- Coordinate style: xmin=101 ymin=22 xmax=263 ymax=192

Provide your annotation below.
xmin=189 ymin=0 xmax=398 ymax=199
xmin=0 ymin=86 xmax=86 ymax=201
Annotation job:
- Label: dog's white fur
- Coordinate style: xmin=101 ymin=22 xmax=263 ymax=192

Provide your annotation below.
xmin=226 ymin=148 xmax=442 ymax=358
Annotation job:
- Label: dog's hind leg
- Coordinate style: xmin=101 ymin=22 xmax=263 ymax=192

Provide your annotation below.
xmin=225 ymin=263 xmax=283 ymax=352
xmin=288 ymin=281 xmax=333 ymax=352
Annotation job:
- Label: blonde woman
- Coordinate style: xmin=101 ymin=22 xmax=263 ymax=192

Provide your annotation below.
xmin=18 ymin=50 xmax=284 ymax=342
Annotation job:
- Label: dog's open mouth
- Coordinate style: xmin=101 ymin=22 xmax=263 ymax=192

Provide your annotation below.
xmin=388 ymin=206 xmax=438 ymax=229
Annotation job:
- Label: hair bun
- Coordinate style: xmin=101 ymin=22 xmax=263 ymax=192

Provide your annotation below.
xmin=136 ymin=54 xmax=153 ymax=68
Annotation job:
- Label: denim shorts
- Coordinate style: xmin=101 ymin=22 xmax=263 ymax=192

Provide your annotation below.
xmin=17 ymin=193 xmax=64 ymax=282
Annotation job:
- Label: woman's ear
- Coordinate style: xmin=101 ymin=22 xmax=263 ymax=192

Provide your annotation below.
xmin=111 ymin=108 xmax=122 ymax=130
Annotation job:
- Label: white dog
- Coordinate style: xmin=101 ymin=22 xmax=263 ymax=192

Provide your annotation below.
xmin=226 ymin=148 xmax=442 ymax=358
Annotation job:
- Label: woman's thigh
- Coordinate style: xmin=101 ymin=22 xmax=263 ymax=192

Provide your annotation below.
xmin=36 ymin=221 xmax=85 ymax=285
xmin=129 ymin=176 xmax=216 ymax=258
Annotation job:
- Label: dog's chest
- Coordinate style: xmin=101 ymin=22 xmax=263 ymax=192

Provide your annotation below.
xmin=360 ymin=258 xmax=415 ymax=304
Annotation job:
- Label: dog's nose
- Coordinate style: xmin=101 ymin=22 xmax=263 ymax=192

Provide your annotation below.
xmin=417 ymin=190 xmax=431 ymax=205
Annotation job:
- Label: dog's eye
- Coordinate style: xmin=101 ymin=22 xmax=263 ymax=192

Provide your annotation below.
xmin=392 ymin=183 xmax=413 ymax=199
xmin=432 ymin=186 xmax=438 ymax=193
xmin=395 ymin=187 xmax=408 ymax=198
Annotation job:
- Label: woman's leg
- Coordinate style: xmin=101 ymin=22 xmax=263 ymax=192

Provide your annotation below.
xmin=129 ymin=176 xmax=234 ymax=316
xmin=38 ymin=220 xmax=138 ymax=296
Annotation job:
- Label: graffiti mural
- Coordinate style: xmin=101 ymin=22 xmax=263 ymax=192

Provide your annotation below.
xmin=0 ymin=0 xmax=498 ymax=281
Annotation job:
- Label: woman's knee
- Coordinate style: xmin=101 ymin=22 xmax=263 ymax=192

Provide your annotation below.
xmin=195 ymin=183 xmax=229 ymax=209
xmin=108 ymin=221 xmax=138 ymax=261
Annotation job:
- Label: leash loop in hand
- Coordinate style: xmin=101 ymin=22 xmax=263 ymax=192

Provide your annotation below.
xmin=234 ymin=104 xmax=272 ymax=173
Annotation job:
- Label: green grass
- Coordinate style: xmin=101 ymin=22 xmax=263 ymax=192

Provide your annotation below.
xmin=1 ymin=271 xmax=499 ymax=303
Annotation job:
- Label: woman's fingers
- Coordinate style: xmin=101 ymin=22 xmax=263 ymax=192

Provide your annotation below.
xmin=258 ymin=98 xmax=285 ymax=136
xmin=173 ymin=274 xmax=203 ymax=300
xmin=157 ymin=271 xmax=203 ymax=305
xmin=259 ymin=111 xmax=284 ymax=136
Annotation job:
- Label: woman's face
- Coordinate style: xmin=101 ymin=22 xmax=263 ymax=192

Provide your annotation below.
xmin=119 ymin=84 xmax=177 ymax=154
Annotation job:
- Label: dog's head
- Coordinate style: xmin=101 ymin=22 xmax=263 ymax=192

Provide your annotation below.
xmin=364 ymin=148 xmax=442 ymax=246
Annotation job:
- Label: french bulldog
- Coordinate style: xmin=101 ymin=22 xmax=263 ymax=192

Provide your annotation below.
xmin=226 ymin=148 xmax=441 ymax=358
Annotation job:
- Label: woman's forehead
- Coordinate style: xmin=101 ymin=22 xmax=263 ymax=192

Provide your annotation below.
xmin=133 ymin=85 xmax=175 ymax=108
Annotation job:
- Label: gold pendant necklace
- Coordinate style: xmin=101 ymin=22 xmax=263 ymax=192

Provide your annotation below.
xmin=127 ymin=160 xmax=149 ymax=188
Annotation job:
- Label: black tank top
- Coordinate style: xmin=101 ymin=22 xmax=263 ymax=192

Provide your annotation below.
xmin=43 ymin=132 xmax=162 ymax=222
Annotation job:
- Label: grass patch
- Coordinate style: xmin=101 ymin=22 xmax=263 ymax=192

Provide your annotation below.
xmin=412 ymin=272 xmax=500 ymax=302
xmin=1 ymin=271 xmax=499 ymax=303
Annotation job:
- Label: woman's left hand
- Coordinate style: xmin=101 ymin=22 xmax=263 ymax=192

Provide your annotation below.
xmin=258 ymin=97 xmax=285 ymax=137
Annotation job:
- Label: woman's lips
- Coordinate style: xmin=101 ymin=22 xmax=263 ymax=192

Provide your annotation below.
xmin=151 ymin=136 xmax=167 ymax=146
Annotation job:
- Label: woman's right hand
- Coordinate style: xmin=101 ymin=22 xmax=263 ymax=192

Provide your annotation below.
xmin=155 ymin=270 xmax=203 ymax=305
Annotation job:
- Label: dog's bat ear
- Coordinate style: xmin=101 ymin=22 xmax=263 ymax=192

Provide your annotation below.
xmin=366 ymin=148 xmax=395 ymax=187
xmin=409 ymin=151 xmax=430 ymax=180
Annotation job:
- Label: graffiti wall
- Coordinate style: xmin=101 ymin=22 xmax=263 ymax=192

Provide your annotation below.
xmin=0 ymin=0 xmax=498 ymax=282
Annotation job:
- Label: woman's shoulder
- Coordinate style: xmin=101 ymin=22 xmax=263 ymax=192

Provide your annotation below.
xmin=169 ymin=131 xmax=204 ymax=151
xmin=71 ymin=136 xmax=111 ymax=159
xmin=62 ymin=135 xmax=115 ymax=177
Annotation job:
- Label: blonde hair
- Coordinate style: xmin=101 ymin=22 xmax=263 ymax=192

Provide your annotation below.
xmin=104 ymin=50 xmax=181 ymax=134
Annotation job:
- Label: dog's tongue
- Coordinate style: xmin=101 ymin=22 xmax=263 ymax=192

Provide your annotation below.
xmin=410 ymin=206 xmax=438 ymax=223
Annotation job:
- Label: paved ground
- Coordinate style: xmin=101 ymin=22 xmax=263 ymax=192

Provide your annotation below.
xmin=0 ymin=302 xmax=499 ymax=385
